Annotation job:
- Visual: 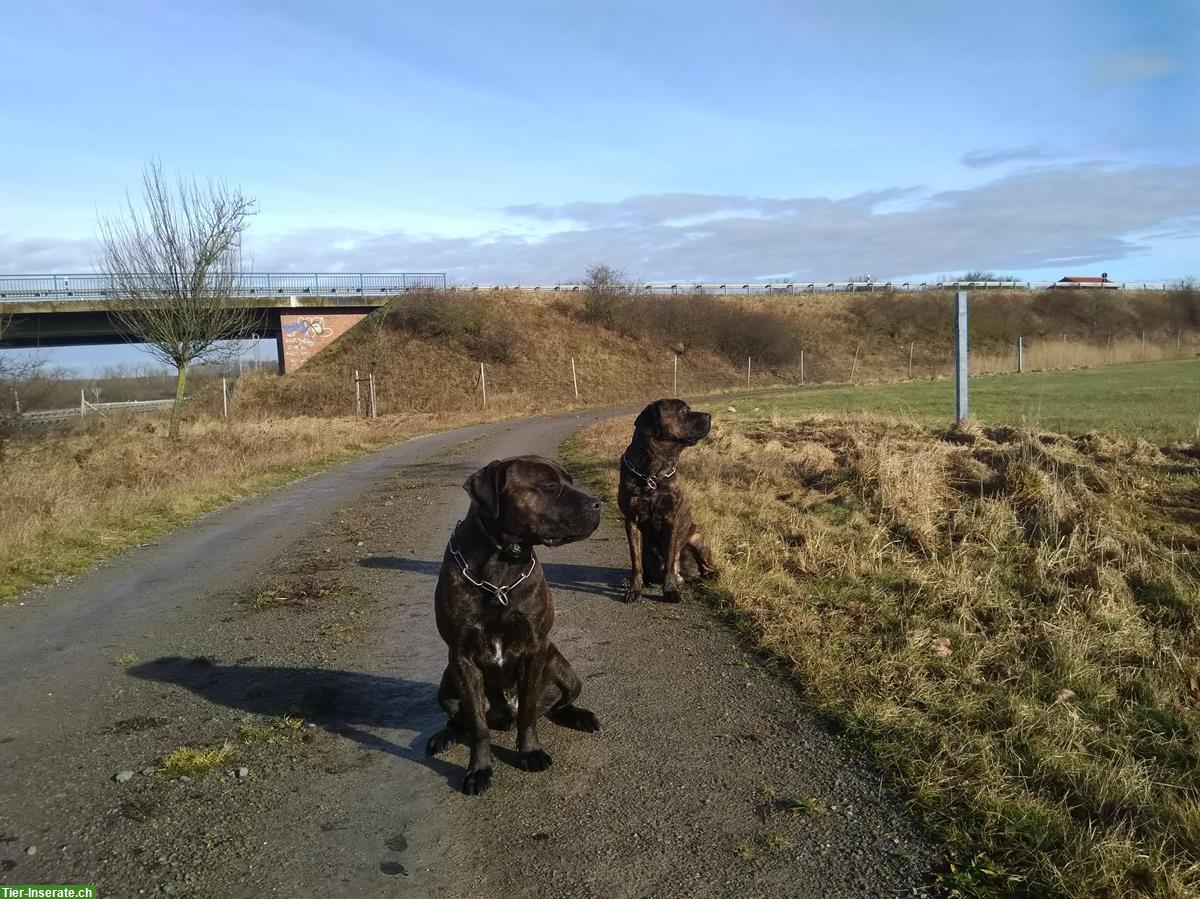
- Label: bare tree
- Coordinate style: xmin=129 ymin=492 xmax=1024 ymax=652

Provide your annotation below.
xmin=0 ymin=313 xmax=51 ymax=467
xmin=581 ymin=263 xmax=631 ymax=327
xmin=98 ymin=160 xmax=256 ymax=439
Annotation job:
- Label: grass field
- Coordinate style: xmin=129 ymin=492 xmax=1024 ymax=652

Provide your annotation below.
xmin=570 ymin=360 xmax=1200 ymax=898
xmin=733 ymin=359 xmax=1200 ymax=444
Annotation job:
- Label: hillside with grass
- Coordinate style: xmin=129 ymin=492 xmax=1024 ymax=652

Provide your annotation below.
xmin=226 ymin=286 xmax=1200 ymax=420
xmin=570 ymin=395 xmax=1200 ymax=898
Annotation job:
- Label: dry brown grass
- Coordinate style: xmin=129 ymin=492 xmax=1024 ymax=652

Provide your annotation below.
xmin=569 ymin=413 xmax=1200 ymax=898
xmin=229 ymin=290 xmax=764 ymax=420
xmin=973 ymin=337 xmax=1196 ymax=375
xmin=0 ymin=412 xmax=467 ymax=601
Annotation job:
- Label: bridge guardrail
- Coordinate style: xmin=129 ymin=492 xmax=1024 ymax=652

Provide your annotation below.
xmin=21 ymin=397 xmax=176 ymax=424
xmin=0 ymin=272 xmax=448 ymax=302
xmin=0 ymin=273 xmax=1174 ymax=303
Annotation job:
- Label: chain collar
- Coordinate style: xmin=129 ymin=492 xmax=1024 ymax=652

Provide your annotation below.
xmin=621 ymin=453 xmax=676 ymax=491
xmin=448 ymin=525 xmax=537 ymax=607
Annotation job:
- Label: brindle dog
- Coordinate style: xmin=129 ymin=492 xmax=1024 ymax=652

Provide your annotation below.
xmin=618 ymin=398 xmax=717 ymax=604
xmin=426 ymin=455 xmax=602 ymax=795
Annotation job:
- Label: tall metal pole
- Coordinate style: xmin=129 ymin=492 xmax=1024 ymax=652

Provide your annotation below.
xmin=955 ymin=291 xmax=969 ymax=421
xmin=354 ymin=369 xmax=361 ymax=417
xmin=800 ymin=349 xmax=805 ymax=385
xmin=222 ymin=378 xmax=228 ymax=418
xmin=1017 ymin=336 xmax=1024 ymax=373
xmin=907 ymin=341 xmax=914 ymax=379
xmin=673 ymin=355 xmax=678 ymax=395
xmin=746 ymin=356 xmax=751 ymax=388
xmin=480 ymin=362 xmax=487 ymax=408
xmin=571 ymin=357 xmax=579 ymax=399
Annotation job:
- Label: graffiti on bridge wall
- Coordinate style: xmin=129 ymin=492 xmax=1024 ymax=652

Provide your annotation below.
xmin=280 ymin=312 xmax=366 ymax=372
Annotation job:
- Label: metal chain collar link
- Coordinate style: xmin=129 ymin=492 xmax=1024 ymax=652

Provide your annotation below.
xmin=448 ymin=528 xmax=537 ymax=607
xmin=621 ymin=453 xmax=676 ymax=491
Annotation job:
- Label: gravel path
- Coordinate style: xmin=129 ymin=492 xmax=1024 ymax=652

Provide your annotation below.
xmin=0 ymin=408 xmax=937 ymax=897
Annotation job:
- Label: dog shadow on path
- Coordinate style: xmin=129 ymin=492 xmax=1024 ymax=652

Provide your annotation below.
xmin=359 ymin=556 xmax=627 ymax=601
xmin=128 ymin=656 xmax=465 ymax=786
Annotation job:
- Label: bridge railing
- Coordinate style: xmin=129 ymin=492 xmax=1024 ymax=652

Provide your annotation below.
xmin=448 ymin=280 xmax=1169 ymax=293
xmin=0 ymin=272 xmax=448 ymax=302
xmin=0 ymin=273 xmax=1174 ymax=302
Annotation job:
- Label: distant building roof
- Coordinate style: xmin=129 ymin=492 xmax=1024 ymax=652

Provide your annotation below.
xmin=1058 ymin=275 xmax=1108 ymax=283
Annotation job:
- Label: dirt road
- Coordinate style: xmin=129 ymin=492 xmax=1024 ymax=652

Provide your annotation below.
xmin=0 ymin=409 xmax=936 ymax=897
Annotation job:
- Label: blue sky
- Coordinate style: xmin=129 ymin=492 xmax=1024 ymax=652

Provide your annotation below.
xmin=1 ymin=0 xmax=1198 ymax=371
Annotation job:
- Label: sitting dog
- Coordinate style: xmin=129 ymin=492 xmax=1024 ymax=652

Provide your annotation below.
xmin=618 ymin=398 xmax=717 ymax=603
xmin=426 ymin=455 xmax=602 ymax=795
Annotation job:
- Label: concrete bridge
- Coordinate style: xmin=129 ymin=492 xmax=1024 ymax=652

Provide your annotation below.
xmin=0 ymin=273 xmax=446 ymax=372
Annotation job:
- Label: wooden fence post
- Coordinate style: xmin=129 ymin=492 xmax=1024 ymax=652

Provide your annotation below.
xmin=746 ymin=356 xmax=751 ymax=388
xmin=571 ymin=357 xmax=579 ymax=399
xmin=480 ymin=362 xmax=487 ymax=408
xmin=369 ymin=373 xmax=377 ymax=418
xmin=354 ymin=369 xmax=361 ymax=417
xmin=222 ymin=378 xmax=228 ymax=418
xmin=850 ymin=342 xmax=861 ymax=383
xmin=908 ymin=341 xmax=914 ymax=379
xmin=1017 ymin=337 xmax=1024 ymax=374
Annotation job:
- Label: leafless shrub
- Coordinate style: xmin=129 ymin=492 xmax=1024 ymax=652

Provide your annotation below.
xmin=620 ymin=292 xmax=804 ymax=367
xmin=98 ymin=160 xmax=257 ymax=439
xmin=0 ymin=346 xmax=62 ymax=468
xmin=581 ymin=264 xmax=631 ymax=327
xmin=377 ymin=290 xmax=515 ymax=364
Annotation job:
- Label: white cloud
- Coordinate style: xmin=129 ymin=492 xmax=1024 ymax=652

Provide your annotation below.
xmin=961 ymin=145 xmax=1056 ymax=168
xmin=3 ymin=163 xmax=1197 ymax=283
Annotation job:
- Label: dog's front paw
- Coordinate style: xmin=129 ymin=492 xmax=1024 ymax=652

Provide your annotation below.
xmin=425 ymin=727 xmax=456 ymax=756
xmin=623 ymin=584 xmax=643 ymax=603
xmin=517 ymin=749 xmax=553 ymax=772
xmin=460 ymin=766 xmax=493 ymax=795
xmin=661 ymin=587 xmax=683 ymax=604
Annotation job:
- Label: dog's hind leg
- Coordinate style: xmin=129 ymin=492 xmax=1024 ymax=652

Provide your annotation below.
xmin=542 ymin=644 xmax=601 ymax=733
xmin=681 ymin=529 xmax=718 ymax=583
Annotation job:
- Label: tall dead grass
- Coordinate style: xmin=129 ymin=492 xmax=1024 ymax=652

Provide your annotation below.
xmin=571 ymin=414 xmax=1200 ymax=898
xmin=973 ymin=336 xmax=1196 ymax=375
xmin=0 ymin=413 xmax=455 ymax=601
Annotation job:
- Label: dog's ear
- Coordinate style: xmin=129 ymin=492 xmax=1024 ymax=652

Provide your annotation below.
xmin=548 ymin=459 xmax=574 ymax=485
xmin=463 ymin=460 xmax=507 ymax=519
xmin=633 ymin=403 xmax=661 ymax=439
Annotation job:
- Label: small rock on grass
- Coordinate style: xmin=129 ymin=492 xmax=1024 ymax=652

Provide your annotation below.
xmin=114 ymin=770 xmax=135 ymax=783
xmin=141 ymin=767 xmax=156 ymax=777
xmin=236 ymin=767 xmax=249 ymax=779
xmin=25 ymin=846 xmax=36 ymax=856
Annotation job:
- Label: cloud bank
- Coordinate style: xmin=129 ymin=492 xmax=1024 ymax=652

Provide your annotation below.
xmin=2 ymin=163 xmax=1197 ymax=282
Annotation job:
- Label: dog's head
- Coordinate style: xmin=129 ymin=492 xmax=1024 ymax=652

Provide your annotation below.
xmin=633 ymin=398 xmax=712 ymax=447
xmin=464 ymin=455 xmax=601 ymax=548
